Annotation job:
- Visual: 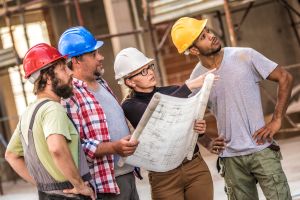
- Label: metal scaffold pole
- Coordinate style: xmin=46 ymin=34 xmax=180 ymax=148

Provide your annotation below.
xmin=3 ymin=0 xmax=28 ymax=106
xmin=223 ymin=0 xmax=237 ymax=47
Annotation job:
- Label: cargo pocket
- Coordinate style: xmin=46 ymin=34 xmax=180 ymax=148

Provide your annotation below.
xmin=271 ymin=173 xmax=291 ymax=200
xmin=223 ymin=159 xmax=238 ymax=200
xmin=225 ymin=185 xmax=237 ymax=200
xmin=217 ymin=157 xmax=225 ymax=177
xmin=274 ymin=150 xmax=283 ymax=161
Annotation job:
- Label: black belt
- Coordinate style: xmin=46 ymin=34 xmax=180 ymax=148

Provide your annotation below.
xmin=268 ymin=143 xmax=280 ymax=151
xmin=181 ymin=145 xmax=200 ymax=164
xmin=182 ymin=151 xmax=200 ymax=165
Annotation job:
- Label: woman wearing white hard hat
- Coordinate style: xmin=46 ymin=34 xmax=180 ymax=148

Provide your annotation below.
xmin=114 ymin=47 xmax=224 ymax=200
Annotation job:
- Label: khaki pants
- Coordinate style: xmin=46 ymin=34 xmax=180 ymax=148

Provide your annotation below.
xmin=148 ymin=153 xmax=213 ymax=200
xmin=221 ymin=148 xmax=291 ymax=200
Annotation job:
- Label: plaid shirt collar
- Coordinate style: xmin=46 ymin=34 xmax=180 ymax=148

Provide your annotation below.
xmin=72 ymin=77 xmax=116 ymax=99
xmin=72 ymin=77 xmax=88 ymax=88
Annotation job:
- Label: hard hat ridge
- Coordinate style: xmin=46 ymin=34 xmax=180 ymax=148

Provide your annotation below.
xmin=171 ymin=17 xmax=207 ymax=54
xmin=114 ymin=47 xmax=154 ymax=84
xmin=58 ymin=26 xmax=104 ymax=58
xmin=23 ymin=43 xmax=66 ymax=82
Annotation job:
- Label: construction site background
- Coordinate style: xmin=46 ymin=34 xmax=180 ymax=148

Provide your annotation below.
xmin=0 ymin=0 xmax=299 ymax=197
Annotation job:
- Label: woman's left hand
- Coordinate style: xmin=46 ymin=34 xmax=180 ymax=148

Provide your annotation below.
xmin=194 ymin=119 xmax=206 ymax=135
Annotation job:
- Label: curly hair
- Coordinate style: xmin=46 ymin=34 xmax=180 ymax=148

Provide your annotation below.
xmin=33 ymin=60 xmax=64 ymax=95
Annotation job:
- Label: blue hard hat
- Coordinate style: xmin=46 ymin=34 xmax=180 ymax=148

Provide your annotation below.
xmin=58 ymin=26 xmax=104 ymax=58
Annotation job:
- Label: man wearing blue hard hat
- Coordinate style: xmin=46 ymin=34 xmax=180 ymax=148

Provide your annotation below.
xmin=58 ymin=27 xmax=140 ymax=200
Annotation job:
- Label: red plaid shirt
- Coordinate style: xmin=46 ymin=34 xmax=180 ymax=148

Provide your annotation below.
xmin=61 ymin=77 xmax=120 ymax=194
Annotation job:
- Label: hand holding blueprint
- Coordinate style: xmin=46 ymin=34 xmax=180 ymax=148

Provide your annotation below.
xmin=119 ymin=74 xmax=215 ymax=172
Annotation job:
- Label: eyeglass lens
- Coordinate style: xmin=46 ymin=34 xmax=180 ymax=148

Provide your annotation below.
xmin=141 ymin=63 xmax=155 ymax=76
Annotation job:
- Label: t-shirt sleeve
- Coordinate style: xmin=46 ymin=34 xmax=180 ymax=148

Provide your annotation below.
xmin=42 ymin=105 xmax=72 ymax=141
xmin=250 ymin=48 xmax=278 ymax=81
xmin=6 ymin=122 xmax=24 ymax=156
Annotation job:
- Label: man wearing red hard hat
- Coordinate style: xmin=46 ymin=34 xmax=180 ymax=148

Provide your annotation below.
xmin=5 ymin=43 xmax=95 ymax=200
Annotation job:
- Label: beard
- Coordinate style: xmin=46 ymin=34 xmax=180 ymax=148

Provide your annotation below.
xmin=52 ymin=77 xmax=73 ymax=99
xmin=94 ymin=67 xmax=104 ymax=78
xmin=199 ymin=44 xmax=222 ymax=56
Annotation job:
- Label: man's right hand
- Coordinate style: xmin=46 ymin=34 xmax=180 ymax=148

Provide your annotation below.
xmin=113 ymin=135 xmax=139 ymax=157
xmin=208 ymin=136 xmax=226 ymax=155
xmin=63 ymin=181 xmax=95 ymax=200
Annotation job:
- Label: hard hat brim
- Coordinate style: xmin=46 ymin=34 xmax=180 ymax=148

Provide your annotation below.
xmin=68 ymin=40 xmax=104 ymax=58
xmin=115 ymin=58 xmax=154 ymax=81
xmin=95 ymin=41 xmax=104 ymax=50
xmin=84 ymin=40 xmax=104 ymax=54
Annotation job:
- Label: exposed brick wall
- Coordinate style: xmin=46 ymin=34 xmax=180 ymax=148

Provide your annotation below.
xmin=156 ymin=26 xmax=199 ymax=85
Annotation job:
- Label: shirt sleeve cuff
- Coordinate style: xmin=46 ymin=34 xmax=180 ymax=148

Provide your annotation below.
xmin=82 ymin=138 xmax=100 ymax=162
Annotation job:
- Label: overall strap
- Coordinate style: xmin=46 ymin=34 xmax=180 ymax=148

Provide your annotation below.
xmin=28 ymin=99 xmax=51 ymax=131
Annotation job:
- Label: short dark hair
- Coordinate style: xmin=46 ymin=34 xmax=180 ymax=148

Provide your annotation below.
xmin=67 ymin=54 xmax=84 ymax=70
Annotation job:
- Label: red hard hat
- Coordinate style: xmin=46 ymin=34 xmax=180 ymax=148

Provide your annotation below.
xmin=23 ymin=43 xmax=67 ymax=78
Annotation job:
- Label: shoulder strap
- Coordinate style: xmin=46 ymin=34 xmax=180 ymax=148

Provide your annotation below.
xmin=28 ymin=99 xmax=51 ymax=131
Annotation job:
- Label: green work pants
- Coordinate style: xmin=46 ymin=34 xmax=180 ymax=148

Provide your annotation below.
xmin=221 ymin=147 xmax=291 ymax=200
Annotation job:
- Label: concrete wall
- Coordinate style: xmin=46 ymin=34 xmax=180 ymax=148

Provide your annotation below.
xmin=227 ymin=0 xmax=300 ymax=115
xmin=0 ymin=70 xmax=19 ymax=181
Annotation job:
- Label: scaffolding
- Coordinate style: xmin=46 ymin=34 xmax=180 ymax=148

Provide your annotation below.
xmin=147 ymin=0 xmax=300 ymax=134
xmin=0 ymin=0 xmax=298 ymax=131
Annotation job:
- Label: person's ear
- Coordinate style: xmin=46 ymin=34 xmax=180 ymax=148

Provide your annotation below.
xmin=189 ymin=46 xmax=199 ymax=56
xmin=71 ymin=57 xmax=79 ymax=65
xmin=125 ymin=78 xmax=136 ymax=88
xmin=45 ymin=74 xmax=52 ymax=85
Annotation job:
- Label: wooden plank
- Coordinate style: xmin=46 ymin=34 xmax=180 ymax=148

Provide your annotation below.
xmin=0 ymin=48 xmax=18 ymax=70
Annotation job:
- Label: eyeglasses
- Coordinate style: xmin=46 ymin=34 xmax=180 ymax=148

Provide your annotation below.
xmin=127 ymin=63 xmax=155 ymax=79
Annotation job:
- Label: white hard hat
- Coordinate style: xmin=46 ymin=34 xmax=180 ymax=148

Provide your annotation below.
xmin=114 ymin=47 xmax=154 ymax=84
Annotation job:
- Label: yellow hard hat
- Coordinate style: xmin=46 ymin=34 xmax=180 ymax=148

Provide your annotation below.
xmin=171 ymin=17 xmax=207 ymax=54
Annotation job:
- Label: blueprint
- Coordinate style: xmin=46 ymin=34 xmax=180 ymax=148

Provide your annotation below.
xmin=120 ymin=74 xmax=215 ymax=172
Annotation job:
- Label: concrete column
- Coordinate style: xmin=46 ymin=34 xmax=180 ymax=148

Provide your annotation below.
xmin=0 ymin=71 xmax=18 ymax=139
xmin=103 ymin=0 xmax=139 ymax=54
xmin=103 ymin=0 xmax=140 ymax=97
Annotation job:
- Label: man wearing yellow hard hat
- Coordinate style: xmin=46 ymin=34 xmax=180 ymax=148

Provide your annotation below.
xmin=171 ymin=17 xmax=293 ymax=200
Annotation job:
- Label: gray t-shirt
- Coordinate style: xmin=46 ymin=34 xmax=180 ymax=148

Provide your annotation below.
xmin=90 ymin=84 xmax=134 ymax=177
xmin=190 ymin=47 xmax=277 ymax=157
